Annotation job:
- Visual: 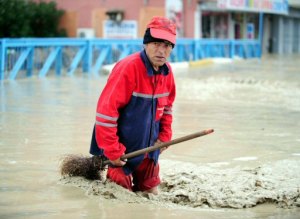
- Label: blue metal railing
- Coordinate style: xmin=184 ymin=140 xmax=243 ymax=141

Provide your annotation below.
xmin=0 ymin=38 xmax=261 ymax=80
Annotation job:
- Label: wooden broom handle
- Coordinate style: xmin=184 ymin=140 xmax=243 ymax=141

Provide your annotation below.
xmin=103 ymin=129 xmax=214 ymax=165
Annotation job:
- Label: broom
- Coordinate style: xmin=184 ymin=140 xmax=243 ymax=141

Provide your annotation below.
xmin=60 ymin=129 xmax=214 ymax=180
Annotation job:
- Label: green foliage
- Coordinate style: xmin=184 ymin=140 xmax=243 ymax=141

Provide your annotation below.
xmin=0 ymin=0 xmax=66 ymax=38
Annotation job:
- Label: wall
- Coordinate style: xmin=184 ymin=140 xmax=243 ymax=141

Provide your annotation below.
xmin=139 ymin=7 xmax=165 ymax=37
xmin=43 ymin=0 xmax=168 ymax=38
xmin=40 ymin=0 xmax=199 ymax=38
xmin=182 ymin=0 xmax=198 ymax=38
xmin=59 ymin=11 xmax=77 ymax=37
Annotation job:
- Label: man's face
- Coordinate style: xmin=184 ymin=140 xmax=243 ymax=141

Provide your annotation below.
xmin=145 ymin=41 xmax=173 ymax=70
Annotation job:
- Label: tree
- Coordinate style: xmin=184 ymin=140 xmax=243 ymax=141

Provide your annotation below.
xmin=28 ymin=1 xmax=66 ymax=37
xmin=0 ymin=0 xmax=31 ymax=37
xmin=0 ymin=0 xmax=66 ymax=38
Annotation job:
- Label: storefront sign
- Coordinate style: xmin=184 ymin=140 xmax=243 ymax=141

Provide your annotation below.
xmin=103 ymin=20 xmax=137 ymax=39
xmin=217 ymin=0 xmax=288 ymax=15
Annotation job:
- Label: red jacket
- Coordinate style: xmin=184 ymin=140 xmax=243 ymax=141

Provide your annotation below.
xmin=92 ymin=50 xmax=176 ymax=174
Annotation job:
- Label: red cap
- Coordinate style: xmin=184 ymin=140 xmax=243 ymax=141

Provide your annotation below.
xmin=147 ymin=16 xmax=176 ymax=44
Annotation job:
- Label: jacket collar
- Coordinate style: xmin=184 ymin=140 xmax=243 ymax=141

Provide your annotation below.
xmin=140 ymin=50 xmax=169 ymax=76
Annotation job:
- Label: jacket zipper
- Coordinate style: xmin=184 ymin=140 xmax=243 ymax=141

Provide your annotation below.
xmin=148 ymin=74 xmax=158 ymax=148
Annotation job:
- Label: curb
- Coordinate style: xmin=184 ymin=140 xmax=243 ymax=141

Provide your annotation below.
xmin=189 ymin=59 xmax=214 ymax=68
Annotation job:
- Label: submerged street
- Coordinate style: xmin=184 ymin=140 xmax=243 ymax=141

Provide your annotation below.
xmin=1 ymin=55 xmax=300 ymax=219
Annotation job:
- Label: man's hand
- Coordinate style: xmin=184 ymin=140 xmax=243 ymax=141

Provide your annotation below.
xmin=110 ymin=157 xmax=126 ymax=166
xmin=156 ymin=139 xmax=168 ymax=154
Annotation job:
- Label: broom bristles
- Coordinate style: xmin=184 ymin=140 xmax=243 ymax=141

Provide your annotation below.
xmin=60 ymin=154 xmax=105 ymax=180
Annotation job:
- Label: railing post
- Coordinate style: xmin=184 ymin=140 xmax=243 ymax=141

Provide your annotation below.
xmin=193 ymin=39 xmax=198 ymax=61
xmin=0 ymin=39 xmax=5 ymax=80
xmin=230 ymin=40 xmax=235 ymax=58
xmin=258 ymin=12 xmax=264 ymax=58
xmin=83 ymin=39 xmax=92 ymax=73
xmin=55 ymin=46 xmax=62 ymax=76
xmin=26 ymin=46 xmax=34 ymax=77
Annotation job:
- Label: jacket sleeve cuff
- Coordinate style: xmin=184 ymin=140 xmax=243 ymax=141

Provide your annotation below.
xmin=158 ymin=132 xmax=172 ymax=142
xmin=103 ymin=142 xmax=126 ymax=161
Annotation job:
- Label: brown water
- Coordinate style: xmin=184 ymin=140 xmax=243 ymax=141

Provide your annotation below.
xmin=1 ymin=55 xmax=300 ymax=218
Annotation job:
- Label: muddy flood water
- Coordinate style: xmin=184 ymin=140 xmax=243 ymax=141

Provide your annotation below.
xmin=1 ymin=55 xmax=300 ymax=219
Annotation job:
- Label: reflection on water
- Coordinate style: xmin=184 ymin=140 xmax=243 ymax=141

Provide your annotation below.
xmin=0 ymin=55 xmax=300 ymax=218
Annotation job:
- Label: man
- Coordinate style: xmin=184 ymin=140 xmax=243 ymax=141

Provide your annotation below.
xmin=90 ymin=16 xmax=176 ymax=194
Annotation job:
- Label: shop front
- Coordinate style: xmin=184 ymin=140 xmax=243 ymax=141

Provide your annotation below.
xmin=197 ymin=0 xmax=296 ymax=54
